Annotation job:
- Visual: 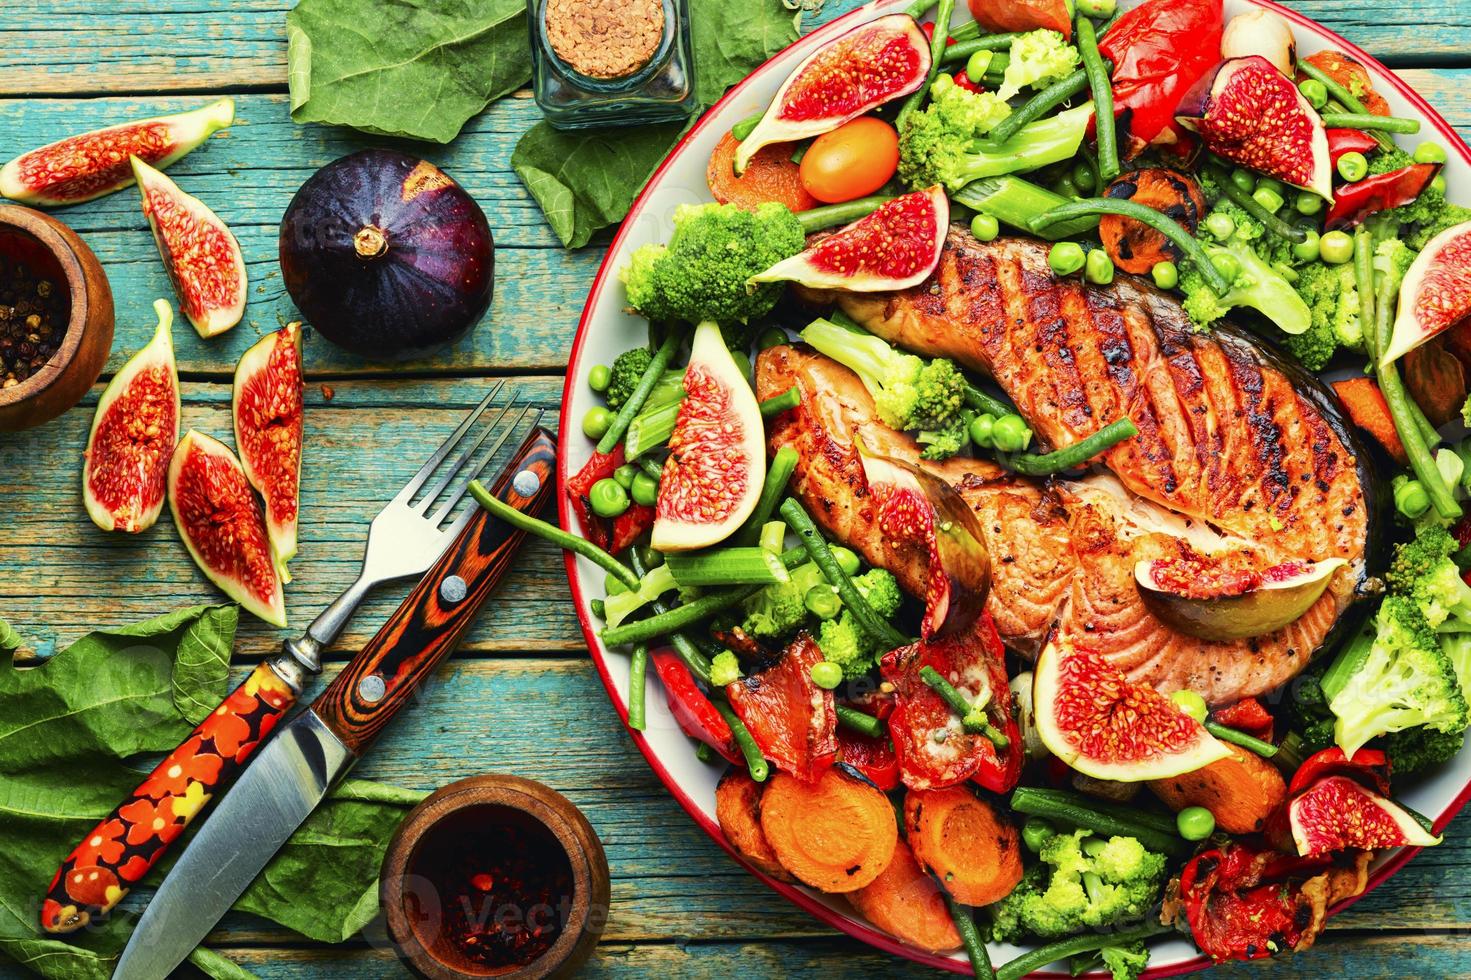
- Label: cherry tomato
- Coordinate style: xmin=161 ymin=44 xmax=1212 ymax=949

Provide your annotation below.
xmin=798 ymin=117 xmax=899 ymax=204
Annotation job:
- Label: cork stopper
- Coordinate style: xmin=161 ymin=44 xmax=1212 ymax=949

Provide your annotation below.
xmin=545 ymin=0 xmax=666 ymax=80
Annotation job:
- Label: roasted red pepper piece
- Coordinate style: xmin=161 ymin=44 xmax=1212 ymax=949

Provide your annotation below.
xmin=1177 ymin=843 xmax=1333 ymax=962
xmin=967 ymin=0 xmax=1073 ymax=41
xmin=951 ymin=71 xmax=986 ymax=95
xmin=919 ymin=22 xmax=960 ymax=46
xmin=1099 ymin=0 xmax=1223 ymax=155
xmin=1287 ymin=746 xmax=1391 ymax=797
xmin=565 ymin=445 xmax=654 ymax=553
xmin=836 ymin=728 xmax=900 ymax=791
xmin=1211 ymin=697 xmax=1274 ymax=743
xmin=879 ymin=612 xmax=1022 ymax=792
xmin=650 ymin=650 xmax=741 ymax=764
xmin=726 ymin=633 xmax=838 ymax=783
xmin=1325 ymin=163 xmax=1441 ymax=230
xmin=1326 ymin=128 xmax=1379 ymax=168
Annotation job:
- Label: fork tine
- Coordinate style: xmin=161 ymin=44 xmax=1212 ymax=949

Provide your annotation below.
xmin=392 ymin=380 xmax=506 ymax=504
xmin=436 ymin=407 xmax=544 ymax=529
xmin=413 ymin=396 xmax=520 ymax=512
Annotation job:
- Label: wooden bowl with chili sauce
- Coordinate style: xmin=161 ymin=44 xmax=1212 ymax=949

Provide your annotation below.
xmin=381 ymin=775 xmax=611 ymax=979
xmin=0 ymin=205 xmax=114 ymax=432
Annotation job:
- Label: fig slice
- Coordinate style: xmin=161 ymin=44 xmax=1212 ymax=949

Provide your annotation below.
xmin=751 ymin=186 xmax=948 ymax=292
xmin=233 ymin=322 xmax=305 ymax=578
xmin=132 ymin=155 xmax=247 ymax=339
xmin=1381 ymin=219 xmax=1471 ymax=367
xmin=1034 ymin=640 xmax=1231 ymax=782
xmin=0 ymin=98 xmax=233 ymax=207
xmin=1289 ymin=774 xmax=1441 ymax=856
xmin=1176 ymin=55 xmax=1332 ymax=201
xmin=168 ymin=430 xmax=287 ymax=627
xmin=651 ymin=321 xmax=766 ymax=552
xmin=82 ymin=299 xmax=180 ymax=533
xmin=735 ymin=13 xmax=930 ymax=174
xmin=1135 ymin=554 xmax=1347 ymax=641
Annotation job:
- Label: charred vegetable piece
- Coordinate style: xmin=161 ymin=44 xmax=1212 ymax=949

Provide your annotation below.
xmin=1325 ymin=163 xmax=1441 ymax=231
xmin=726 ymin=633 xmax=839 ymax=783
xmin=1096 ymin=168 xmax=1205 ymax=273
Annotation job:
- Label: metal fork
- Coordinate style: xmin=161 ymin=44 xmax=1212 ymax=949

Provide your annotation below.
xmin=274 ymin=381 xmax=542 ymax=688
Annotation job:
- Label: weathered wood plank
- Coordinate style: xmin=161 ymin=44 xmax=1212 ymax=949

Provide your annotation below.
xmin=3 ymin=1 xmax=1469 ymax=97
xmin=0 ymin=378 xmax=585 ymax=659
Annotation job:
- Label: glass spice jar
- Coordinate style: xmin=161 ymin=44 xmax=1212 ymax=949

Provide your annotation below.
xmin=528 ymin=0 xmax=696 ymax=130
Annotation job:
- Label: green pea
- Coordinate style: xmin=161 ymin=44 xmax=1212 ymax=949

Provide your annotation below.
xmin=1022 ymin=817 xmax=1055 ymax=853
xmin=757 ymin=327 xmax=789 ymax=350
xmin=966 ymin=50 xmax=994 ymax=84
xmin=1295 ymin=191 xmax=1324 ymax=216
xmin=805 ymin=584 xmax=842 ymax=621
xmin=1212 ymin=252 xmax=1243 ymax=286
xmin=588 ymin=364 xmax=612 ymax=393
xmin=1170 ymin=689 xmax=1209 ymax=723
xmin=1177 ymin=806 xmax=1216 ymax=841
xmin=970 ymin=412 xmax=997 ymax=448
xmin=1049 ymin=241 xmax=1086 ymax=276
xmin=1337 ymin=151 xmax=1368 ymax=183
xmin=970 ymin=212 xmax=1001 ymax=242
xmin=1252 ymin=186 xmax=1284 ymax=213
xmin=1299 ymin=78 xmax=1329 ymax=110
xmin=639 ymin=545 xmax=664 ymax=569
xmin=991 ymin=414 xmax=1033 ymax=453
xmin=1320 ymin=230 xmax=1354 ymax=265
xmin=1414 ymin=141 xmax=1448 ymax=165
xmin=1292 ymin=230 xmax=1321 ymax=263
xmin=582 ymin=406 xmax=613 ymax=440
xmin=1071 ymin=160 xmax=1098 ymax=193
xmin=1151 ymin=260 xmax=1179 ymax=290
xmin=613 ymin=464 xmax=638 ymax=489
xmin=830 ymin=545 xmax=862 ymax=576
xmin=810 ymin=661 xmax=844 ymax=690
xmin=1395 ymin=478 xmax=1431 ymax=518
xmin=1432 ymin=174 xmax=1448 ymax=195
xmin=589 ymin=478 xmax=630 ymax=518
xmin=1053 ymin=176 xmax=1081 ymax=200
xmin=1204 ymin=211 xmax=1236 ymax=242
xmin=1229 ymin=168 xmax=1256 ymax=194
xmin=1077 ymin=0 xmax=1116 ymax=16
xmin=1256 ymin=176 xmax=1284 ymax=197
xmin=1085 ymin=248 xmax=1114 ymax=285
xmin=630 ymin=472 xmax=660 ymax=507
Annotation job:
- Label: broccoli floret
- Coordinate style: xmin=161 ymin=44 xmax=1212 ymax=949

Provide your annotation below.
xmin=1463 ymin=393 xmax=1471 ymax=429
xmin=917 ymin=408 xmax=975 ymax=461
xmin=1324 ymin=595 xmax=1470 ymax=755
xmin=1100 ymin=944 xmax=1151 ymax=980
xmin=923 ymin=72 xmax=1013 ymax=139
xmin=816 ymin=568 xmax=904 ymax=678
xmin=899 ymin=99 xmax=1094 ymax=192
xmin=1384 ymin=522 xmax=1471 ymax=631
xmin=1384 ymin=724 xmax=1467 ymax=775
xmin=1289 ymin=668 xmax=1340 ymax=756
xmin=1178 ymin=241 xmax=1312 ymax=335
xmin=606 ymin=347 xmax=653 ymax=410
xmin=740 ymin=562 xmax=826 ymax=641
xmin=709 ymin=650 xmax=742 ymax=687
xmin=620 ymin=202 xmax=805 ymax=324
xmin=1281 ymin=261 xmax=1362 ymax=368
xmin=800 ymin=318 xmax=968 ymax=451
xmin=989 ymin=830 xmax=1167 ymax=944
xmin=998 ymin=29 xmax=1080 ymax=100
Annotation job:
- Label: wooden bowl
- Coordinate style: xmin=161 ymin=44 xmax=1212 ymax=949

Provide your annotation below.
xmin=0 ymin=205 xmax=114 ymax=432
xmin=380 ymin=775 xmax=610 ymax=980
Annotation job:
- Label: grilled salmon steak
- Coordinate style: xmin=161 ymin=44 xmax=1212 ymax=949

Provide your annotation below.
xmin=759 ymin=233 xmax=1373 ymax=704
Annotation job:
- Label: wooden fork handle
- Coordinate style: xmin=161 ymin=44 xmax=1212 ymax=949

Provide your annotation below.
xmin=314 ymin=428 xmax=555 ymax=756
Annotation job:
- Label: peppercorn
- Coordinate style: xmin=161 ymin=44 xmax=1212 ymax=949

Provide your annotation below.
xmin=0 ymin=257 xmax=66 ymax=386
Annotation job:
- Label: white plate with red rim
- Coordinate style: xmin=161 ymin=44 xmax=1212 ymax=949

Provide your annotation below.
xmin=557 ymin=1 xmax=1471 ymax=974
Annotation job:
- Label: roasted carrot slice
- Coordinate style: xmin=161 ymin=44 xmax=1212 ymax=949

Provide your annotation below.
xmin=1098 ymin=168 xmax=1206 ymax=274
xmin=715 ymin=769 xmax=794 ymax=882
xmin=903 ymin=786 xmax=1023 ymax=907
xmin=707 ymin=132 xmax=817 ymax=214
xmin=1332 ymin=377 xmax=1408 ymax=464
xmin=1301 ymin=51 xmax=1390 ymax=116
xmin=849 ymin=839 xmax=962 ymax=953
xmin=1148 ymin=743 xmax=1287 ymax=834
xmin=760 ymin=767 xmax=898 ymax=893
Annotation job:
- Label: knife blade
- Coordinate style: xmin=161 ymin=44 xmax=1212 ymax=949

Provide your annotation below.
xmin=113 ymin=427 xmax=556 ymax=980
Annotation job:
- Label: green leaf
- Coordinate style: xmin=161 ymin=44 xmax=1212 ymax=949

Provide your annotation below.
xmin=172 ymin=606 xmax=238 ymax=724
xmin=691 ymin=3 xmax=802 ymax=106
xmin=286 ymin=0 xmax=532 ymax=143
xmin=188 ymin=947 xmax=261 ymax=980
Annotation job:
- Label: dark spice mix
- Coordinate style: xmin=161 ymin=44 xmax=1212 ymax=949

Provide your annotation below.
xmin=0 ymin=255 xmax=67 ymax=389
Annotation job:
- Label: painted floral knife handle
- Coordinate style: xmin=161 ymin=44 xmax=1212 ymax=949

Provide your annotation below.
xmin=41 ymin=660 xmax=297 ymax=932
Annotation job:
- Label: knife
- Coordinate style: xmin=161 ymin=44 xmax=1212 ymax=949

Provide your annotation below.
xmin=112 ymin=427 xmax=555 ymax=980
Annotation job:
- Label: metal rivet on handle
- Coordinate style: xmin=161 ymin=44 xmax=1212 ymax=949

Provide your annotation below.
xmin=513 ymin=468 xmax=541 ymax=497
xmin=440 ymin=575 xmax=468 ymax=604
xmin=357 ymin=673 xmax=386 ymax=703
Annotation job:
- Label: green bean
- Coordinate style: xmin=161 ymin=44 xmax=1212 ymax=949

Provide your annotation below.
xmin=1319 ymin=111 xmax=1420 ymax=134
xmin=1076 ymin=16 xmax=1118 ymax=184
xmin=1298 ymin=62 xmax=1394 ymax=149
xmin=628 ymin=644 xmax=649 ymax=731
xmin=999 ymin=418 xmax=1137 ymax=476
xmin=905 ymin=0 xmax=941 ymax=16
xmin=963 ymin=383 xmax=1014 ymax=418
xmin=714 ymin=700 xmax=770 ymax=782
xmin=630 ymin=547 xmax=713 ymax=685
xmin=1013 ymin=787 xmax=1180 ymax=837
xmin=731 ymin=113 xmax=761 ymax=141
xmin=1009 ymin=787 xmax=1191 ymax=856
xmin=470 ymin=481 xmax=639 ymax=590
xmin=637 ymin=455 xmax=665 ymax=482
xmin=1030 ymin=198 xmax=1230 ymax=294
xmin=735 ymin=445 xmax=800 ymax=546
xmin=759 ymin=385 xmax=801 ymax=417
xmin=919 ymin=666 xmax=1009 ymax=747
xmin=836 ymin=704 xmax=885 ymax=739
xmin=896 ymin=0 xmax=956 ymax=133
xmin=781 ymin=498 xmax=910 ymax=649
xmin=796 ymin=196 xmax=892 ymax=234
xmin=1209 ymin=163 xmax=1308 ymax=243
xmin=948 ymin=899 xmax=995 ymax=978
xmin=995 ymin=923 xmax=1171 ymax=980
xmin=597 ymin=331 xmax=681 ymax=454
xmin=989 ymin=69 xmax=1091 ymax=144
xmin=940 ymin=33 xmax=1022 ymax=63
xmin=948 ymin=20 xmax=980 ymax=43
xmin=1204 ymin=720 xmax=1278 ymax=758
xmin=1354 ymin=227 xmax=1379 ymax=362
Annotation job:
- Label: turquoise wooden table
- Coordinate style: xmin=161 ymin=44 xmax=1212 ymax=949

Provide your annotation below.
xmin=2 ymin=1 xmax=1470 ymax=976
